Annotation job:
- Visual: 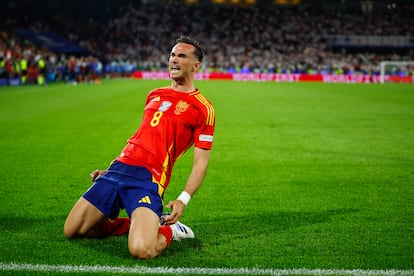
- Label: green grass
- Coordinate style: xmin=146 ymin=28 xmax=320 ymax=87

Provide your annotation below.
xmin=0 ymin=80 xmax=413 ymax=274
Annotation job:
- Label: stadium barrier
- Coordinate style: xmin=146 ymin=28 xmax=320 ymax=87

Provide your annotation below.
xmin=0 ymin=78 xmax=21 ymax=86
xmin=132 ymin=71 xmax=414 ymax=84
xmin=1 ymin=72 xmax=412 ymax=86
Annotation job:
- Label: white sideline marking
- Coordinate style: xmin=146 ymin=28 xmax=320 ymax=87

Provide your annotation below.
xmin=0 ymin=263 xmax=413 ymax=275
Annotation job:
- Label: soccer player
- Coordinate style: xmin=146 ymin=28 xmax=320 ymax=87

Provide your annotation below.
xmin=64 ymin=35 xmax=215 ymax=259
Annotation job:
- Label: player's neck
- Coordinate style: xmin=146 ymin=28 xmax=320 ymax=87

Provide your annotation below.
xmin=170 ymin=79 xmax=195 ymax=93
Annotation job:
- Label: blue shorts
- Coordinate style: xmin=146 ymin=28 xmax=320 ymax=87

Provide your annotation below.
xmin=83 ymin=160 xmax=163 ymax=219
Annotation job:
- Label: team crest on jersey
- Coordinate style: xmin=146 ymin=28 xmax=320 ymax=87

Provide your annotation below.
xmin=159 ymin=101 xmax=172 ymax=112
xmin=175 ymin=100 xmax=190 ymax=115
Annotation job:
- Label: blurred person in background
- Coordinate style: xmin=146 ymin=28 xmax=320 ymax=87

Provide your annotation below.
xmin=36 ymin=54 xmax=46 ymax=85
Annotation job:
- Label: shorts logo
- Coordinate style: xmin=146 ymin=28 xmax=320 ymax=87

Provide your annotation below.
xmin=175 ymin=100 xmax=190 ymax=115
xmin=138 ymin=196 xmax=152 ymax=204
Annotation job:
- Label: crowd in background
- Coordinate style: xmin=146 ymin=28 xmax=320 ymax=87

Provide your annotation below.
xmin=1 ymin=2 xmax=413 ymax=85
xmin=82 ymin=3 xmax=413 ymax=75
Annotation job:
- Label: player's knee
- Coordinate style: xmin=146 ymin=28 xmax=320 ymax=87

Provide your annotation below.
xmin=129 ymin=242 xmax=158 ymax=259
xmin=63 ymin=223 xmax=77 ymax=239
xmin=63 ymin=219 xmax=85 ymax=239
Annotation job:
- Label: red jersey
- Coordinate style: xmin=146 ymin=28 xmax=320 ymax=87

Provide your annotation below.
xmin=116 ymin=87 xmax=215 ymax=192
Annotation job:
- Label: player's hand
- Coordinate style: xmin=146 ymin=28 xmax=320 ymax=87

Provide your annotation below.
xmin=90 ymin=169 xmax=107 ymax=182
xmin=163 ymin=200 xmax=186 ymax=225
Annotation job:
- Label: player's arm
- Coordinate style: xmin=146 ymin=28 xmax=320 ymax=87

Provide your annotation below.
xmin=181 ymin=147 xmax=211 ymax=198
xmin=164 ymin=147 xmax=211 ymax=224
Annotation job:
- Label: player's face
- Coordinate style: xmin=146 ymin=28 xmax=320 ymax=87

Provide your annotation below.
xmin=169 ymin=43 xmax=200 ymax=80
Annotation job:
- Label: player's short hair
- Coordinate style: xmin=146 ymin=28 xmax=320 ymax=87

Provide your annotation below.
xmin=175 ymin=35 xmax=204 ymax=62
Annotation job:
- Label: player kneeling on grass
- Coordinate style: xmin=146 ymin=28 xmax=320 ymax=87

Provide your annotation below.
xmin=63 ymin=35 xmax=215 ymax=259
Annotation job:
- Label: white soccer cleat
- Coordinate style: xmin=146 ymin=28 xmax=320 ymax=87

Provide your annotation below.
xmin=170 ymin=221 xmax=195 ymax=241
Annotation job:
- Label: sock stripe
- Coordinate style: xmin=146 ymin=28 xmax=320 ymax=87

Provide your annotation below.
xmin=158 ymin=225 xmax=173 ymax=247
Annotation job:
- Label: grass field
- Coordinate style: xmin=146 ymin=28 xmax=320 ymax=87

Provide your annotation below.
xmin=0 ymin=79 xmax=413 ymax=275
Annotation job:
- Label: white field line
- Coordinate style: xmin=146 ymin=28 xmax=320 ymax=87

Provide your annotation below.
xmin=1 ymin=263 xmax=413 ymax=275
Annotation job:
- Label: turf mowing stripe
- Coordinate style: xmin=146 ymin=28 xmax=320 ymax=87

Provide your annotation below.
xmin=1 ymin=263 xmax=413 ymax=275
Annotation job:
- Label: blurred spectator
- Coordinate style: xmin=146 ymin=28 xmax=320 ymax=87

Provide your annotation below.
xmin=0 ymin=1 xmax=413 ymax=84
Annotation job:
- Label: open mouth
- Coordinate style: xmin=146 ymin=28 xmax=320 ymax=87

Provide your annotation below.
xmin=170 ymin=65 xmax=180 ymax=73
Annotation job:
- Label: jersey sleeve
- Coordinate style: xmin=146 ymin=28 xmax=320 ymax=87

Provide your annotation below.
xmin=193 ymin=100 xmax=215 ymax=150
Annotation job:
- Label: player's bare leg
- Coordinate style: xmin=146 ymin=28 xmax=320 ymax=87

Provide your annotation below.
xmin=128 ymin=207 xmax=169 ymax=259
xmin=64 ymin=197 xmax=108 ymax=238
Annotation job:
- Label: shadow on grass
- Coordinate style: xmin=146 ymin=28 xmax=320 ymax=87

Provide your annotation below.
xmin=0 ymin=213 xmax=195 ymax=260
xmin=78 ymin=209 xmax=359 ymax=258
xmin=0 ymin=208 xmax=359 ymax=261
xmin=0 ymin=214 xmax=62 ymax=234
xmin=193 ymin=208 xmax=360 ymax=241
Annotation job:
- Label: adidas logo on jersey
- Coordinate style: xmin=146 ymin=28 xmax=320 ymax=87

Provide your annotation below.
xmin=138 ymin=196 xmax=151 ymax=204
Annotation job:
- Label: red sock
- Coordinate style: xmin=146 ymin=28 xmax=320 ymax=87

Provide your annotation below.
xmin=158 ymin=225 xmax=173 ymax=247
xmin=102 ymin=218 xmax=131 ymax=236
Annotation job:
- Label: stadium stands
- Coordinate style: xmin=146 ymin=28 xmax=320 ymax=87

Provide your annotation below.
xmin=1 ymin=0 xmax=413 ymax=85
